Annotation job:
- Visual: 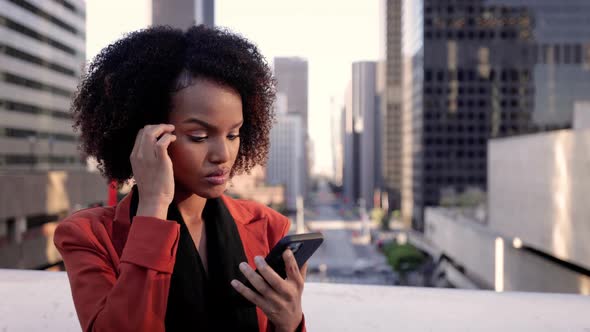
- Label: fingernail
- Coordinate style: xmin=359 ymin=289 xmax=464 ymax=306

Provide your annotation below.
xmin=239 ymin=262 xmax=248 ymax=272
xmin=285 ymin=249 xmax=293 ymax=257
xmin=231 ymin=280 xmax=239 ymax=288
xmin=255 ymin=256 xmax=265 ymax=266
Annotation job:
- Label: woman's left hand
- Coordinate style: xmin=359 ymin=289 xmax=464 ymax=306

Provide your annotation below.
xmin=232 ymin=249 xmax=306 ymax=332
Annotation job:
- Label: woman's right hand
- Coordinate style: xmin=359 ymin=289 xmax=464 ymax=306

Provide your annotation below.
xmin=130 ymin=124 xmax=177 ymax=219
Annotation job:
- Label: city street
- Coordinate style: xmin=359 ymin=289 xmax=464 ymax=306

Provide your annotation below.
xmin=305 ymin=180 xmax=395 ymax=285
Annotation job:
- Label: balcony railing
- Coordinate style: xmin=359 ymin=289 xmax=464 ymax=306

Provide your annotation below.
xmin=1 ymin=269 xmax=589 ymax=331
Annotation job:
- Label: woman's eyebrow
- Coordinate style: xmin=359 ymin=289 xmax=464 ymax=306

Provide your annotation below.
xmin=182 ymin=117 xmax=243 ymax=130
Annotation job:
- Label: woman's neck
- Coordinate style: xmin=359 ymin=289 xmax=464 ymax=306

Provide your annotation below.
xmin=173 ymin=190 xmax=207 ymax=226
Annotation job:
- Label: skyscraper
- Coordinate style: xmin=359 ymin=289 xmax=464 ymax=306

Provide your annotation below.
xmin=342 ymin=81 xmax=358 ymax=205
xmin=0 ymin=0 xmax=86 ymax=171
xmin=266 ymin=94 xmax=304 ymax=211
xmin=273 ymin=57 xmax=309 ymax=130
xmin=343 ymin=62 xmax=382 ymax=210
xmin=401 ymin=0 xmax=590 ymax=230
xmin=382 ymin=0 xmax=403 ymax=214
xmin=331 ymin=98 xmax=344 ymax=186
xmin=151 ymin=0 xmax=215 ymax=28
xmin=273 ymin=57 xmax=309 ymax=198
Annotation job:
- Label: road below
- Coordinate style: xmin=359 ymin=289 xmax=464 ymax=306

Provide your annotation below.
xmin=304 ymin=180 xmax=395 ymax=285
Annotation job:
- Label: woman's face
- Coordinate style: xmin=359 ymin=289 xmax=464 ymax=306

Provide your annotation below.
xmin=167 ymin=78 xmax=243 ymax=199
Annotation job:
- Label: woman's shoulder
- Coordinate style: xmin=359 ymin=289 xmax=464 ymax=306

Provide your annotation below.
xmin=54 ymin=206 xmax=116 ymax=247
xmin=60 ymin=205 xmax=115 ymax=228
xmin=221 ymin=195 xmax=290 ymax=228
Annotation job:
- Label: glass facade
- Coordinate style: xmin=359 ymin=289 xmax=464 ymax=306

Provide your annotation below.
xmin=403 ymin=0 xmax=590 ymax=230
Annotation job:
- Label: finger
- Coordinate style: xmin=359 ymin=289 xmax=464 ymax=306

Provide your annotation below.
xmin=155 ymin=133 xmax=177 ymax=158
xmin=254 ymin=256 xmax=290 ymax=298
xmin=239 ymin=262 xmax=275 ymax=298
xmin=300 ymin=262 xmax=308 ymax=281
xmin=131 ymin=128 xmax=144 ymax=157
xmin=145 ymin=124 xmax=175 ymax=141
xmin=140 ymin=124 xmax=175 ymax=159
xmin=231 ymin=279 xmax=267 ymax=309
xmin=284 ymin=249 xmax=304 ymax=287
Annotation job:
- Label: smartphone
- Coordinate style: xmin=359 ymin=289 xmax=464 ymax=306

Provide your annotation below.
xmin=243 ymin=232 xmax=324 ymax=292
xmin=264 ymin=232 xmax=324 ymax=279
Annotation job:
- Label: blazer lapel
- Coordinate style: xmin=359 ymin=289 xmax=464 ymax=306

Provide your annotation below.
xmin=111 ymin=192 xmax=271 ymax=267
xmin=222 ymin=195 xmax=270 ymax=266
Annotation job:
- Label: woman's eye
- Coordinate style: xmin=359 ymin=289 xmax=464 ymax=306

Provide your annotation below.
xmin=188 ymin=136 xmax=207 ymax=142
xmin=228 ymin=134 xmax=240 ymax=141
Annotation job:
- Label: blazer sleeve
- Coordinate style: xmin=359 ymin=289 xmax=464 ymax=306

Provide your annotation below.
xmin=54 ymin=216 xmax=180 ymax=332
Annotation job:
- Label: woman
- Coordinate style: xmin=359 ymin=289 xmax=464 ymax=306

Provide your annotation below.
xmin=54 ymin=25 xmax=307 ymax=332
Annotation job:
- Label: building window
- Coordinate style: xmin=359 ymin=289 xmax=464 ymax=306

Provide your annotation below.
xmin=7 ymin=0 xmax=83 ymax=36
xmin=0 ymin=43 xmax=77 ymax=77
xmin=0 ymin=15 xmax=78 ymax=56
xmin=564 ymin=44 xmax=572 ymax=64
xmin=2 ymin=72 xmax=73 ymax=98
xmin=574 ymin=44 xmax=583 ymax=64
xmin=51 ymin=0 xmax=85 ymax=18
xmin=1 ymin=127 xmax=77 ymax=142
xmin=0 ymin=99 xmax=71 ymax=119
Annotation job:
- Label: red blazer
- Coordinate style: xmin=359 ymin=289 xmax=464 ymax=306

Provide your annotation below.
xmin=54 ymin=191 xmax=306 ymax=332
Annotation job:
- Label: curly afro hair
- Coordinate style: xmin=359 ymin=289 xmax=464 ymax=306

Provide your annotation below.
xmin=73 ymin=25 xmax=276 ymax=184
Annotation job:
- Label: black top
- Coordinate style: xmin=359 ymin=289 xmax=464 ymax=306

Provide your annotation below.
xmin=129 ymin=186 xmax=259 ymax=332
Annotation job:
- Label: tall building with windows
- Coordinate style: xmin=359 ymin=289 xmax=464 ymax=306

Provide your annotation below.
xmin=0 ymin=0 xmax=86 ymax=171
xmin=382 ymin=0 xmax=403 ymax=215
xmin=0 ymin=0 xmax=106 ymax=270
xmin=401 ymin=0 xmax=590 ymax=230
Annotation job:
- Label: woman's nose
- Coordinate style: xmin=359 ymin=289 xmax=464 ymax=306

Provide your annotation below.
xmin=208 ymin=138 xmax=230 ymax=164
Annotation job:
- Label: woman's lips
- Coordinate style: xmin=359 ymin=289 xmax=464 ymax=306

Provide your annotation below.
xmin=204 ymin=173 xmax=228 ymax=185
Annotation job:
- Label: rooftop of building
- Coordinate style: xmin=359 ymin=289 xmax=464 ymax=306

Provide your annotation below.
xmin=1 ymin=269 xmax=589 ymax=331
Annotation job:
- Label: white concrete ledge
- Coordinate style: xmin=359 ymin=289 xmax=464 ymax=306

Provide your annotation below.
xmin=1 ymin=269 xmax=589 ymax=331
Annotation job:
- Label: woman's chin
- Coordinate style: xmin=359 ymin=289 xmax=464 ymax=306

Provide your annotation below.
xmin=195 ymin=185 xmax=227 ymax=199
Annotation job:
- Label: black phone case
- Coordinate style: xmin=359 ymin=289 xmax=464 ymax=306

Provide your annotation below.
xmin=242 ymin=232 xmax=324 ymax=293
xmin=264 ymin=232 xmax=324 ymax=279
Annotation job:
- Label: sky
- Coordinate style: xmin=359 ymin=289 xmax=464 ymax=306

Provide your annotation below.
xmin=86 ymin=0 xmax=382 ymax=177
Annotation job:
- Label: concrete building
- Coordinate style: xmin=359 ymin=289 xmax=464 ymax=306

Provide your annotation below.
xmin=266 ymin=94 xmax=304 ymax=211
xmin=401 ymin=0 xmax=590 ymax=230
xmin=151 ymin=0 xmax=215 ymax=28
xmin=0 ymin=0 xmax=107 ymax=269
xmin=273 ymin=57 xmax=309 ymax=199
xmin=0 ymin=171 xmax=106 ymax=269
xmin=0 ymin=0 xmax=86 ymax=172
xmin=418 ymin=107 xmax=590 ymax=295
